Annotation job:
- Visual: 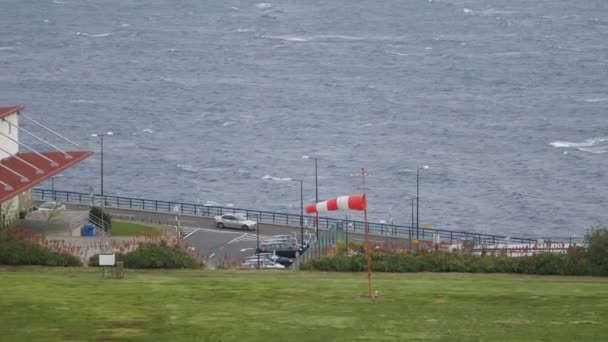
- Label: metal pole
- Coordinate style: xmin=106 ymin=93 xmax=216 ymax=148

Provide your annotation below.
xmin=256 ymin=217 xmax=260 ymax=270
xmin=314 ymin=158 xmax=318 ymax=240
xmin=345 ymin=215 xmax=349 ymax=255
xmin=51 ymin=178 xmax=55 ymax=200
xmin=100 ymin=134 xmax=104 ymax=197
xmin=416 ymin=168 xmax=420 ymax=240
xmin=100 ymin=135 xmax=105 ymax=236
xmin=299 ymin=180 xmax=304 ymax=249
xmin=361 ymin=168 xmax=372 ymax=298
xmin=411 ymin=198 xmax=415 ymax=247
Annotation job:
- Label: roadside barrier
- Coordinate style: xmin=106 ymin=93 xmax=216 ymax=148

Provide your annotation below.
xmin=35 ymin=188 xmax=567 ymax=246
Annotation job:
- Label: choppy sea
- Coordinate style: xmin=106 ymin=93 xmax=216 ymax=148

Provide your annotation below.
xmin=1 ymin=0 xmax=607 ymax=238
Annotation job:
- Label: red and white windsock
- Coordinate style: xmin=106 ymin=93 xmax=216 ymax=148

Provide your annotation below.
xmin=306 ymin=194 xmax=366 ymax=214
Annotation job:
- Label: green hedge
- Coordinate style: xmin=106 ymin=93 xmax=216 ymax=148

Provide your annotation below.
xmin=0 ymin=231 xmax=82 ymax=267
xmin=89 ymin=241 xmax=199 ymax=269
xmin=302 ymin=252 xmax=605 ymax=276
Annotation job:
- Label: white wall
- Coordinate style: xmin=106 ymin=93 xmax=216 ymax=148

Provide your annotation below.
xmin=0 ymin=113 xmax=19 ymax=159
xmin=1 ymin=113 xmax=21 ymax=226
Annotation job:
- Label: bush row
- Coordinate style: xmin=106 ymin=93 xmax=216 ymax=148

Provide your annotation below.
xmin=89 ymin=241 xmax=200 ymax=269
xmin=0 ymin=231 xmax=82 ymax=266
xmin=302 ymin=251 xmax=607 ymax=276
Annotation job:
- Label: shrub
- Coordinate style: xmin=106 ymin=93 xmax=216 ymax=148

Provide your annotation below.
xmin=304 ymin=251 xmax=603 ymax=276
xmin=585 ymin=227 xmax=608 ymax=267
xmin=0 ymin=228 xmax=82 ymax=266
xmin=89 ymin=240 xmax=200 ymax=269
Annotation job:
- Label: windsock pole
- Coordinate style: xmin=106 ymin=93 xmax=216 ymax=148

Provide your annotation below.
xmin=360 ymin=168 xmax=372 ymax=298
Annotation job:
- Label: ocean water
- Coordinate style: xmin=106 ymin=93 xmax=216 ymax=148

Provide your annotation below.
xmin=1 ymin=0 xmax=606 ymax=238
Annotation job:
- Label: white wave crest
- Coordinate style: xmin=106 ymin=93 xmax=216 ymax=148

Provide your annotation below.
xmin=69 ymin=99 xmax=96 ymax=104
xmin=76 ymin=32 xmax=111 ymax=38
xmin=222 ymin=121 xmax=235 ymax=126
xmin=142 ymin=128 xmax=154 ymax=133
xmin=177 ymin=164 xmax=198 ymax=173
xmin=550 ymin=137 xmax=608 ymax=154
xmin=463 ymin=8 xmax=514 ymax=15
xmin=264 ymin=35 xmax=310 ymax=42
xmin=386 ymin=50 xmax=408 ymax=56
xmin=263 ymin=34 xmax=405 ymax=43
xmin=262 ymin=174 xmax=292 ymax=181
xmin=256 ymin=3 xmax=273 ymax=9
xmin=582 ymin=97 xmax=608 ymax=103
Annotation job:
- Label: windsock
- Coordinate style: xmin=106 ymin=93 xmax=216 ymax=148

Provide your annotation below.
xmin=306 ymin=194 xmax=366 ymax=213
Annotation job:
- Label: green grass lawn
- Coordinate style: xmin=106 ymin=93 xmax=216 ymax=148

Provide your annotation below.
xmin=0 ymin=268 xmax=607 ymax=341
xmin=111 ymin=221 xmax=161 ymax=236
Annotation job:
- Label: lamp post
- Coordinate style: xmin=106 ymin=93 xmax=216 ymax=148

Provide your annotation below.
xmin=291 ymin=179 xmax=304 ymax=249
xmin=302 ymin=155 xmax=319 ymax=240
xmin=416 ymin=165 xmax=429 ymax=240
xmin=50 ymin=174 xmax=63 ymax=200
xmin=91 ymin=131 xmax=113 ymax=233
xmin=91 ymin=132 xmax=113 ymax=197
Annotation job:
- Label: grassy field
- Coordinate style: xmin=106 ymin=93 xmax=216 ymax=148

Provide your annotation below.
xmin=0 ymin=268 xmax=607 ymax=341
xmin=111 ymin=221 xmax=161 ymax=236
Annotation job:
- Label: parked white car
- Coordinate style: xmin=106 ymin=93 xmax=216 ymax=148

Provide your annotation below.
xmin=36 ymin=201 xmax=66 ymax=211
xmin=214 ymin=214 xmax=257 ymax=231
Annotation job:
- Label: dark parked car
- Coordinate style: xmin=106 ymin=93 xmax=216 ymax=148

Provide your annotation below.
xmin=256 ymin=242 xmax=304 ymax=258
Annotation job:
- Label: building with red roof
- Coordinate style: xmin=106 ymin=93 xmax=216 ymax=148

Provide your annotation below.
xmin=0 ymin=106 xmax=92 ymax=227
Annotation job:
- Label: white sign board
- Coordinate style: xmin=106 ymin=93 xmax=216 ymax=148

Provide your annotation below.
xmin=99 ymin=253 xmax=116 ymax=266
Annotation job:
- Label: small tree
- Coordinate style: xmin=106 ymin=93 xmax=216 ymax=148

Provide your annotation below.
xmin=585 ymin=227 xmax=608 ymax=268
xmin=89 ymin=206 xmax=112 ymax=233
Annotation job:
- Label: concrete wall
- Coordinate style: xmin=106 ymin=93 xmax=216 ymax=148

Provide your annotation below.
xmin=0 ymin=112 xmax=19 ymax=159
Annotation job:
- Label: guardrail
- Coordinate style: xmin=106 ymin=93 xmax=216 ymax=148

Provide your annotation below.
xmin=33 ymin=188 xmax=541 ymax=244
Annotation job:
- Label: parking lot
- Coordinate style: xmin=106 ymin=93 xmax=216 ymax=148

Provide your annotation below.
xmin=179 ymin=218 xmax=316 ymax=269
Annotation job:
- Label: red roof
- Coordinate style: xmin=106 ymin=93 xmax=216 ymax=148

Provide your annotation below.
xmin=0 ymin=106 xmax=24 ymax=119
xmin=0 ymin=151 xmax=92 ymax=203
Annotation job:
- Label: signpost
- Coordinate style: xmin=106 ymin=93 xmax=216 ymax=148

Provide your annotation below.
xmin=100 ymin=253 xmax=123 ymax=279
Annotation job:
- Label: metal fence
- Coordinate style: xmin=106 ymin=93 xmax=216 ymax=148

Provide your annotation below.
xmin=291 ymin=229 xmax=344 ymax=270
xmin=33 ymin=188 xmax=541 ymax=245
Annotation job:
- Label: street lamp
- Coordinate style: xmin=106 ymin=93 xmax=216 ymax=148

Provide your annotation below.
xmin=302 ymin=155 xmax=319 ymax=240
xmin=416 ymin=165 xmax=429 ymax=240
xmin=291 ymin=179 xmax=304 ymax=249
xmin=91 ymin=132 xmax=113 ymax=196
xmin=91 ymin=131 xmax=113 ymax=235
xmin=50 ymin=174 xmax=63 ymax=200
